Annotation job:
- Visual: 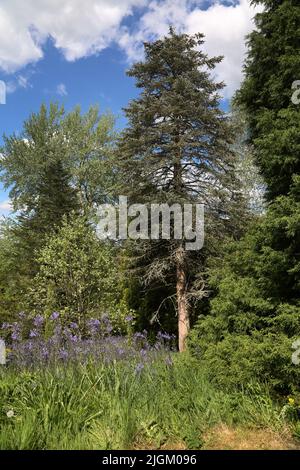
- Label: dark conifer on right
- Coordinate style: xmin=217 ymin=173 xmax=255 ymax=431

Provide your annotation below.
xmin=190 ymin=0 xmax=300 ymax=392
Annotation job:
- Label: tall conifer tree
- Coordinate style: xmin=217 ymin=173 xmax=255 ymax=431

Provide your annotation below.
xmin=118 ymin=29 xmax=244 ymax=351
xmin=235 ymin=0 xmax=300 ymax=304
xmin=236 ymin=0 xmax=300 ymax=199
xmin=191 ymin=0 xmax=300 ymax=390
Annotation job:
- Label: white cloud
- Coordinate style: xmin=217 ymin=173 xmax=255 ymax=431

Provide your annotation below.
xmin=56 ymin=83 xmax=68 ymax=96
xmin=0 ymin=0 xmax=261 ymax=97
xmin=0 ymin=0 xmax=146 ymax=72
xmin=6 ymin=73 xmax=32 ymax=94
xmin=118 ymin=0 xmax=192 ymax=62
xmin=118 ymin=0 xmax=261 ymax=98
xmin=185 ymin=0 xmax=261 ymax=97
xmin=0 ymin=200 xmax=12 ymax=212
xmin=0 ymin=3 xmax=43 ymax=73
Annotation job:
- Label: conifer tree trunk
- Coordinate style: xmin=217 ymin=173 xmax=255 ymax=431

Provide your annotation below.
xmin=176 ymin=246 xmax=189 ymax=352
xmin=174 ymin=148 xmax=190 ymax=351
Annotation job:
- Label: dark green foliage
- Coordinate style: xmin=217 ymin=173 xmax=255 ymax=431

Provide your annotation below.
xmin=123 ymin=276 xmax=177 ymax=336
xmin=190 ymin=0 xmax=300 ymax=392
xmin=0 ymin=220 xmax=31 ymax=322
xmin=119 ymin=28 xmax=244 ymax=223
xmin=13 ymin=159 xmax=79 ymax=275
xmin=0 ymin=104 xmax=79 ymax=280
xmin=235 ymin=0 xmax=300 ymax=199
xmin=189 ymin=207 xmax=300 ymax=392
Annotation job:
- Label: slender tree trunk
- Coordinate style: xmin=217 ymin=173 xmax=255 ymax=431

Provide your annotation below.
xmin=174 ymin=152 xmax=190 ymax=351
xmin=176 ymin=246 xmax=190 ymax=352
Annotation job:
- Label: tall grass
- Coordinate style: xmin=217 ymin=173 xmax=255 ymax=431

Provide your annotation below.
xmin=0 ymin=354 xmax=286 ymax=450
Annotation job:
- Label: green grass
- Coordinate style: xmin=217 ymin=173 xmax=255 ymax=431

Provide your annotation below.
xmin=0 ymin=354 xmax=294 ymax=450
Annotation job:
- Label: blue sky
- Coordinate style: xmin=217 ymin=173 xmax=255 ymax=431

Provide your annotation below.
xmin=0 ymin=41 xmax=138 ymax=138
xmin=0 ymin=0 xmax=259 ymax=216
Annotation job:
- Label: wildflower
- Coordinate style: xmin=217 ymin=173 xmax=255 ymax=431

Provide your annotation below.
xmin=50 ymin=312 xmax=59 ymax=320
xmin=58 ymin=349 xmax=69 ymax=361
xmin=70 ymin=322 xmax=78 ymax=329
xmin=87 ymin=318 xmax=101 ymax=336
xmin=33 ymin=315 xmax=44 ymax=327
xmin=134 ymin=332 xmax=146 ymax=340
xmin=157 ymin=331 xmax=170 ymax=340
xmin=125 ymin=315 xmax=133 ymax=322
xmin=41 ymin=346 xmax=49 ymax=359
xmin=135 ymin=363 xmax=144 ymax=375
xmin=11 ymin=331 xmax=21 ymax=341
xmin=6 ymin=410 xmax=14 ymax=418
xmin=99 ymin=315 xmax=113 ymax=333
xmin=29 ymin=329 xmax=38 ymax=338
xmin=70 ymin=334 xmax=78 ymax=343
xmin=88 ymin=318 xmax=101 ymax=328
xmin=288 ymin=397 xmax=295 ymax=406
xmin=11 ymin=322 xmax=21 ymax=341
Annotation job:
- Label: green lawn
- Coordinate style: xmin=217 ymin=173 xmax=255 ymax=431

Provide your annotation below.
xmin=1 ymin=354 xmax=298 ymax=450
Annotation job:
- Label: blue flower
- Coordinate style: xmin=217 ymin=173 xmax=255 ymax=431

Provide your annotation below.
xmin=41 ymin=347 xmax=49 ymax=359
xmin=11 ymin=323 xmax=21 ymax=341
xmin=135 ymin=363 xmax=144 ymax=374
xmin=33 ymin=315 xmax=44 ymax=327
xmin=157 ymin=331 xmax=172 ymax=341
xmin=88 ymin=318 xmax=101 ymax=328
xmin=50 ymin=312 xmax=59 ymax=320
xmin=11 ymin=332 xmax=20 ymax=341
xmin=71 ymin=335 xmax=79 ymax=343
xmin=59 ymin=349 xmax=69 ymax=360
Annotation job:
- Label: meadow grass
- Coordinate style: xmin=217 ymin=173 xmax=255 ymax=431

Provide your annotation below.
xmin=0 ymin=353 xmax=295 ymax=450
